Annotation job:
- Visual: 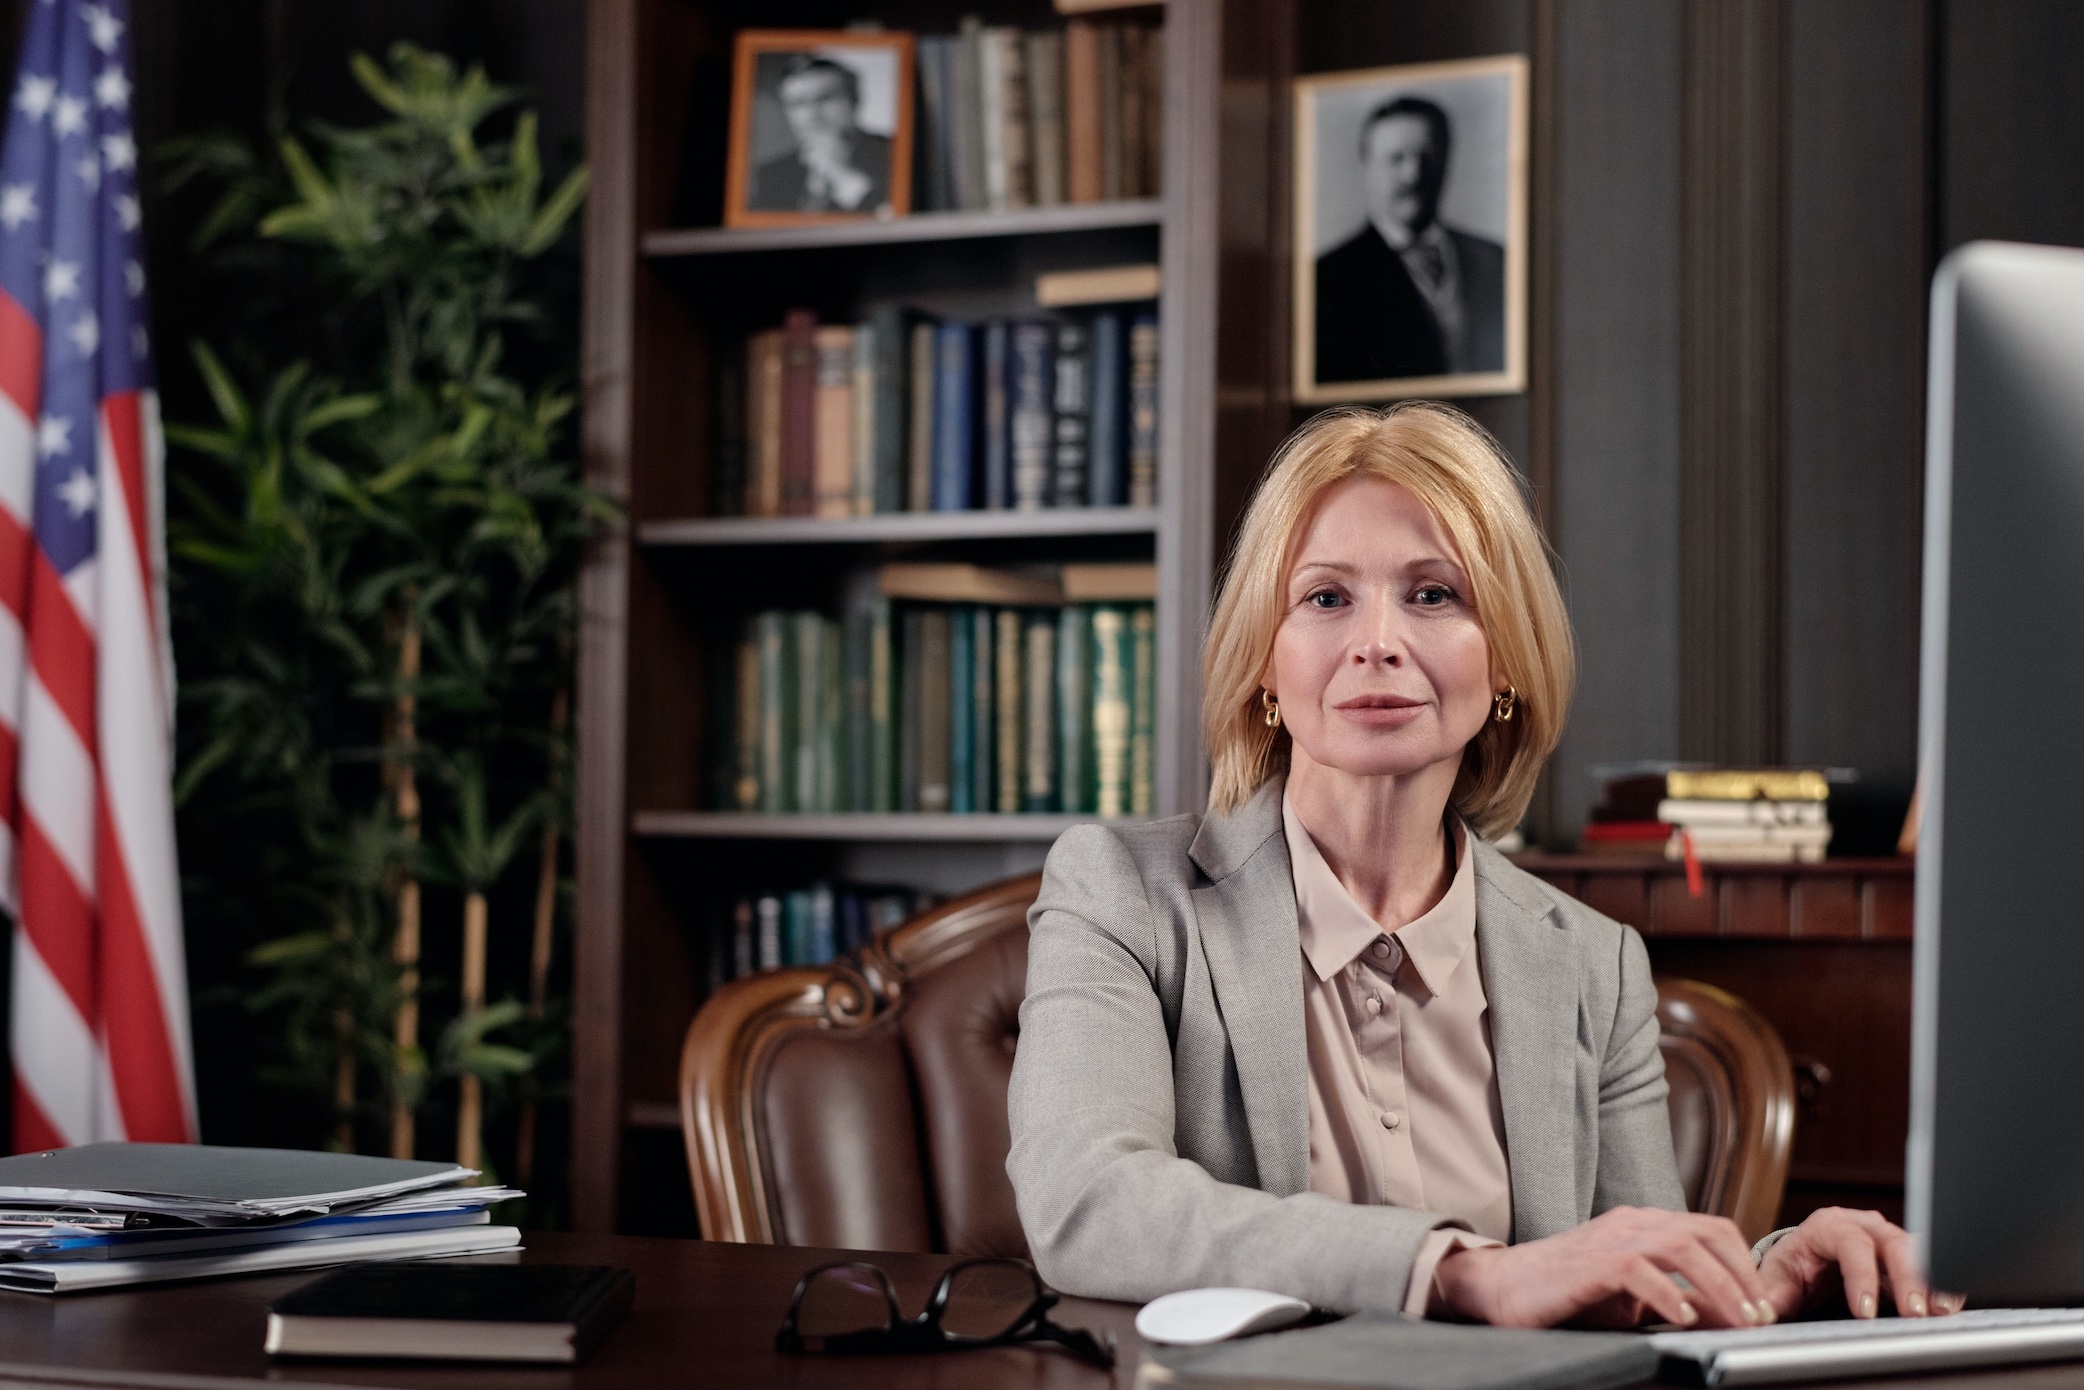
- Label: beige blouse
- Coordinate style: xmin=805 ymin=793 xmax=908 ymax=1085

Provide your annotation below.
xmin=1285 ymin=797 xmax=1510 ymax=1313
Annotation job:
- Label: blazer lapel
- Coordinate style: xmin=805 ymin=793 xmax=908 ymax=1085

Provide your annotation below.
xmin=1188 ymin=779 xmax=1311 ymax=1197
xmin=1472 ymin=839 xmax=1581 ymax=1242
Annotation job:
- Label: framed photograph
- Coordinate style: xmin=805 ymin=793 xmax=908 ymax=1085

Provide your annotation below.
xmin=725 ymin=30 xmax=915 ymax=228
xmin=1293 ymin=55 xmax=1528 ymax=403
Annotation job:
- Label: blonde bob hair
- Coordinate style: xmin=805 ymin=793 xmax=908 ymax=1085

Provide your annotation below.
xmin=1202 ymin=403 xmax=1574 ymax=839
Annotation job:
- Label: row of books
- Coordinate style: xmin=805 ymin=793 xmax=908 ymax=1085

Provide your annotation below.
xmin=1581 ymin=768 xmax=1834 ymax=864
xmin=713 ymin=305 xmax=1158 ymax=519
xmin=703 ymin=884 xmax=929 ymax=990
xmin=716 ymin=563 xmax=1158 ymax=818
xmin=916 ymin=16 xmax=1163 ymax=215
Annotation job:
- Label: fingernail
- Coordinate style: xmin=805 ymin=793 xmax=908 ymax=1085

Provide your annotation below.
xmin=1757 ymin=1302 xmax=1777 ymax=1325
xmin=1859 ymin=1294 xmax=1877 ymax=1319
xmin=1679 ymin=1302 xmax=1699 ymax=1325
xmin=1744 ymin=1301 xmax=1763 ymax=1324
xmin=1908 ymin=1294 xmax=1927 ymax=1316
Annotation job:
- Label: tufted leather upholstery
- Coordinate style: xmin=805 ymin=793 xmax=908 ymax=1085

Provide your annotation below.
xmin=683 ymin=874 xmax=1796 ymax=1252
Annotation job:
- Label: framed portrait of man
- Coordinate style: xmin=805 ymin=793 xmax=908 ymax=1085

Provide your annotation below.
xmin=1293 ymin=55 xmax=1528 ymax=403
xmin=726 ymin=30 xmax=915 ymax=227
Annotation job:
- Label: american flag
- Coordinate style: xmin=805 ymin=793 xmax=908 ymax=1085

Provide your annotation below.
xmin=0 ymin=0 xmax=194 ymax=1149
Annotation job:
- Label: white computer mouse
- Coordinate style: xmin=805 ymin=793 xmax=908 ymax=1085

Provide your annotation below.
xmin=1134 ymin=1286 xmax=1312 ymax=1345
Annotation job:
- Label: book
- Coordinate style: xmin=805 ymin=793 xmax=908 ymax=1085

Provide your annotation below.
xmin=996 ymin=608 xmax=1025 ymax=813
xmin=899 ymin=608 xmax=924 ymax=810
xmin=757 ymin=895 xmax=782 ymax=969
xmin=732 ymin=632 xmax=759 ymax=810
xmin=1096 ymin=21 xmax=1124 ymax=199
xmin=817 ymin=616 xmax=843 ymax=812
xmin=1658 ymin=798 xmax=1829 ymax=827
xmin=1023 ymin=610 xmax=1057 ymax=811
xmin=784 ymin=890 xmax=812 ymax=963
xmin=731 ymin=898 xmax=754 ymax=977
xmin=756 ymin=612 xmax=790 ymax=812
xmin=779 ymin=309 xmax=818 ymax=516
xmin=842 ymin=578 xmax=874 ymax=812
xmin=790 ymin=613 xmax=825 ymax=813
xmin=1037 ymin=264 xmax=1162 ymax=308
xmin=907 ymin=319 xmax=938 ymax=511
xmin=1666 ymin=769 xmax=1831 ymax=802
xmin=1130 ymin=602 xmax=1155 ymax=815
xmin=1027 ymin=30 xmax=1066 ymax=206
xmin=1119 ymin=23 xmax=1146 ymax=198
xmin=850 ymin=321 xmax=877 ymax=516
xmin=867 ymin=305 xmax=910 ymax=513
xmin=1062 ymin=562 xmax=1158 ymax=600
xmin=748 ymin=328 xmax=784 ymax=517
xmin=1141 ymin=25 xmax=1165 ymax=196
xmin=1057 ymin=605 xmax=1094 ymax=812
xmin=1010 ymin=320 xmax=1056 ymax=510
xmin=809 ymin=884 xmax=837 ymax=962
xmin=932 ymin=322 xmax=976 ymax=511
xmin=1052 ymin=319 xmax=1092 ymax=506
xmin=0 ymin=1225 xmax=521 ymax=1295
xmin=1129 ymin=309 xmax=1159 ymax=506
xmin=969 ymin=606 xmax=995 ymax=814
xmin=917 ymin=608 xmax=953 ymax=812
xmin=1092 ymin=605 xmax=1132 ymax=817
xmin=951 ymin=605 xmax=976 ymax=813
xmin=915 ymin=36 xmax=958 ymax=213
xmin=880 ymin=563 xmax=1061 ymax=605
xmin=982 ymin=320 xmax=1012 ymax=510
xmin=812 ymin=325 xmax=855 ymax=519
xmin=953 ymin=17 xmax=987 ymax=211
xmin=869 ymin=593 xmax=896 ymax=811
xmin=266 ymin=1262 xmax=633 ymax=1364
xmin=1087 ymin=309 xmax=1127 ymax=505
xmin=978 ymin=24 xmax=1009 ymax=210
xmin=998 ymin=27 xmax=1033 ymax=209
xmin=1064 ymin=20 xmax=1102 ymax=203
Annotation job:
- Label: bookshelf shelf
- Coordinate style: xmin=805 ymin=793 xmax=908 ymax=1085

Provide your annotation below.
xmin=637 ymin=507 xmax=1160 ymax=547
xmin=631 ymin=811 xmax=1101 ymax=842
xmin=642 ymin=199 xmax=1165 ymax=258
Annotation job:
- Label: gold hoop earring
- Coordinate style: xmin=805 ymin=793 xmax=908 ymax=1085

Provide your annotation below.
xmin=1261 ymin=690 xmax=1281 ymax=729
xmin=1492 ymin=687 xmax=1517 ymax=723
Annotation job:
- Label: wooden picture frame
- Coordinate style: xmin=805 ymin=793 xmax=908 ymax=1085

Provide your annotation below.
xmin=725 ymin=30 xmax=915 ymax=228
xmin=1292 ymin=55 xmax=1528 ymax=403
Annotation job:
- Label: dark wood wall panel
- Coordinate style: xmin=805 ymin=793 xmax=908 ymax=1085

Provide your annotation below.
xmin=1940 ymin=0 xmax=2084 ymax=252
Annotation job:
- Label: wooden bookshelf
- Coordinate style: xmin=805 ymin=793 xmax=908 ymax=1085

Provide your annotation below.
xmin=576 ymin=0 xmax=1244 ymax=1235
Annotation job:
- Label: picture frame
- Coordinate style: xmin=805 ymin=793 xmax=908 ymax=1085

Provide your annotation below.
xmin=1292 ymin=55 xmax=1529 ymax=403
xmin=725 ymin=30 xmax=916 ymax=228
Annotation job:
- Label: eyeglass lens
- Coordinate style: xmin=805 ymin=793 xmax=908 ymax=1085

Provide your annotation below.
xmin=939 ymin=1261 xmax=1044 ymax=1339
xmin=795 ymin=1264 xmax=897 ymax=1338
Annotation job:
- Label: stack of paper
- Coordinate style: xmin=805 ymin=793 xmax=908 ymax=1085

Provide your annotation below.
xmin=0 ymin=1143 xmax=522 ymax=1293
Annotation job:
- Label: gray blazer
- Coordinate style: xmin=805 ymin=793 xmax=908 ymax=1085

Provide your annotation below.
xmin=1006 ymin=777 xmax=1686 ymax=1311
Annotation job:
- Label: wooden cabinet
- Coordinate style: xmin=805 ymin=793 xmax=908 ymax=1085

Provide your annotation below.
xmin=1518 ymin=855 xmax=1914 ymax=1224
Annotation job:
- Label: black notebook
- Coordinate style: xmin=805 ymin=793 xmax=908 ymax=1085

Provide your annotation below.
xmin=265 ymin=1262 xmax=634 ymax=1364
xmin=1144 ymin=1311 xmax=1657 ymax=1390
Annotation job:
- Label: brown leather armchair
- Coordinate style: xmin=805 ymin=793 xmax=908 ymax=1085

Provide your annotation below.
xmin=681 ymin=873 xmax=1797 ymax=1254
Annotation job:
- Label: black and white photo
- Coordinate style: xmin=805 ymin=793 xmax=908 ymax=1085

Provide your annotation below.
xmin=727 ymin=31 xmax=914 ymax=227
xmin=1294 ymin=56 xmax=1527 ymax=401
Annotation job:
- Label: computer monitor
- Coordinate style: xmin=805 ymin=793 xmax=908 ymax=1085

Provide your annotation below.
xmin=1910 ymin=240 xmax=2084 ymax=1305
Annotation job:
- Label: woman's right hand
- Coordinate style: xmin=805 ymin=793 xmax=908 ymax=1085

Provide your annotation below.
xmin=1430 ymin=1206 xmax=1776 ymax=1329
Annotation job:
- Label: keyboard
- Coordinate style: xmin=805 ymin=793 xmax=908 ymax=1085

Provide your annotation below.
xmin=1650 ymin=1307 xmax=2084 ymax=1387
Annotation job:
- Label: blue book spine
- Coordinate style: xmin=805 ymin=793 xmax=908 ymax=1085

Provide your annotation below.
xmin=950 ymin=604 xmax=975 ymax=813
xmin=1087 ymin=310 xmax=1126 ymax=507
xmin=809 ymin=885 xmax=837 ymax=963
xmin=982 ymin=320 xmax=1011 ymax=510
xmin=932 ymin=323 xmax=976 ymax=510
xmin=784 ymin=890 xmax=813 ymax=965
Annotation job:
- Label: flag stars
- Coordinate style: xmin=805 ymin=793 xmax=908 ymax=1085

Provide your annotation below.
xmin=76 ymin=154 xmax=99 ymax=193
xmin=93 ymin=67 xmax=129 ymax=111
xmin=43 ymin=258 xmax=78 ymax=303
xmin=13 ymin=74 xmax=54 ymax=121
xmin=51 ymin=93 xmax=86 ymax=138
xmin=36 ymin=415 xmax=70 ymax=459
xmin=68 ymin=312 xmax=97 ymax=357
xmin=55 ymin=468 xmax=94 ymax=518
xmin=0 ymin=184 xmax=36 ymax=231
xmin=81 ymin=4 xmax=123 ymax=54
xmin=124 ymin=259 xmax=143 ymax=296
xmin=131 ymin=323 xmax=149 ymax=360
xmin=114 ymin=193 xmax=139 ymax=231
xmin=99 ymin=131 xmax=135 ymax=173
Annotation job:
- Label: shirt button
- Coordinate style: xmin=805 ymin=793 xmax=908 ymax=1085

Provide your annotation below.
xmin=1380 ymin=1111 xmax=1402 ymax=1131
xmin=1365 ymin=996 xmax=1383 ymax=1015
xmin=1371 ymin=941 xmax=1391 ymax=960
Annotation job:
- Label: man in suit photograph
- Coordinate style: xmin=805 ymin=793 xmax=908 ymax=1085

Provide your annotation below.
xmin=751 ymin=54 xmax=892 ymax=215
xmin=1314 ymin=95 xmax=1505 ymax=384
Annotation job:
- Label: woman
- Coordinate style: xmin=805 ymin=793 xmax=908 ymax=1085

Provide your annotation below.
xmin=1007 ymin=404 xmax=1948 ymax=1328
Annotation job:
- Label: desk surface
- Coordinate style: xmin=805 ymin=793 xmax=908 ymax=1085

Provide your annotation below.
xmin=0 ymin=1231 xmax=2066 ymax=1390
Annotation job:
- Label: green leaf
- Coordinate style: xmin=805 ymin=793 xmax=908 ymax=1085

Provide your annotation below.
xmin=186 ymin=341 xmax=251 ymax=435
xmin=519 ymin=165 xmax=590 ymax=257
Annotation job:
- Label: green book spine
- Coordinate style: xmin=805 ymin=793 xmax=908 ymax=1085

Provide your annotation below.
xmin=995 ymin=608 xmax=1023 ymax=813
xmin=1091 ymin=604 xmax=1132 ymax=817
xmin=1022 ymin=610 xmax=1056 ymax=812
xmin=1056 ymin=605 xmax=1093 ymax=813
xmin=784 ymin=890 xmax=813 ymax=965
xmin=851 ymin=321 xmax=877 ymax=516
xmin=899 ymin=607 xmax=924 ymax=811
xmin=1130 ymin=603 xmax=1156 ymax=817
xmin=950 ymin=604 xmax=975 ymax=813
xmin=757 ymin=611 xmax=791 ymax=813
xmin=733 ymin=628 xmax=760 ymax=811
xmin=871 ymin=596 xmax=896 ymax=811
xmin=844 ymin=596 xmax=871 ymax=812
xmin=918 ymin=608 xmax=953 ymax=812
xmin=970 ymin=606 xmax=995 ymax=814
xmin=817 ymin=616 xmax=843 ymax=813
xmin=791 ymin=612 xmax=823 ymax=813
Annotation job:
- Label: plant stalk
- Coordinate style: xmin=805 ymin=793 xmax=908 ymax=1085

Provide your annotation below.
xmin=456 ymin=889 xmax=488 ymax=1175
xmin=513 ymin=685 xmax=568 ymax=1191
xmin=389 ymin=605 xmax=422 ymax=1160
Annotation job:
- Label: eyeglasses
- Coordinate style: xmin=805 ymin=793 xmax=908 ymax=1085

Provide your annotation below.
xmin=776 ymin=1256 xmax=1116 ymax=1369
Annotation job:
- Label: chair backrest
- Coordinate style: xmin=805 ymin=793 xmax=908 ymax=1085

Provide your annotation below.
xmin=682 ymin=874 xmax=1798 ymax=1252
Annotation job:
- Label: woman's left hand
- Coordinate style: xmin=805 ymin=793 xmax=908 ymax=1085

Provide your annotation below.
xmin=1757 ymin=1207 xmax=1965 ymax=1320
